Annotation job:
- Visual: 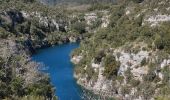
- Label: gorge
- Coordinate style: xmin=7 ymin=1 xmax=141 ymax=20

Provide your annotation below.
xmin=1 ymin=0 xmax=170 ymax=100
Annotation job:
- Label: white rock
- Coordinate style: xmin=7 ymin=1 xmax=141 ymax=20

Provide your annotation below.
xmin=51 ymin=19 xmax=59 ymax=30
xmin=92 ymin=63 xmax=101 ymax=68
xmin=21 ymin=11 xmax=30 ymax=18
xmin=69 ymin=37 xmax=77 ymax=43
xmin=126 ymin=10 xmax=130 ymax=15
xmin=71 ymin=56 xmax=83 ymax=64
xmin=158 ymin=72 xmax=164 ymax=80
xmin=160 ymin=59 xmax=170 ymax=69
xmin=84 ymin=13 xmax=97 ymax=25
xmin=131 ymin=67 xmax=148 ymax=80
xmin=114 ymin=50 xmax=149 ymax=81
xmin=145 ymin=15 xmax=170 ymax=26
xmin=101 ymin=15 xmax=110 ymax=28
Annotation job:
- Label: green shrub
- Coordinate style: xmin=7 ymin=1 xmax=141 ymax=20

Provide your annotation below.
xmin=130 ymin=79 xmax=140 ymax=87
xmin=121 ymin=85 xmax=130 ymax=96
xmin=72 ymin=21 xmax=86 ymax=34
xmin=94 ymin=49 xmax=105 ymax=64
xmin=137 ymin=83 xmax=155 ymax=100
xmin=141 ymin=58 xmax=147 ymax=66
xmin=124 ymin=67 xmax=133 ymax=83
xmin=0 ymin=27 xmax=10 ymax=38
xmin=103 ymin=54 xmax=120 ymax=79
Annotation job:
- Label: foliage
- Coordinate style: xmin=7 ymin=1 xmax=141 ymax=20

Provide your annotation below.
xmin=71 ymin=0 xmax=170 ymax=99
xmin=140 ymin=58 xmax=147 ymax=66
xmin=103 ymin=54 xmax=120 ymax=79
xmin=72 ymin=21 xmax=86 ymax=34
xmin=94 ymin=49 xmax=105 ymax=64
xmin=88 ymin=3 xmax=111 ymax=11
xmin=130 ymin=79 xmax=140 ymax=87
xmin=1 ymin=0 xmax=170 ymax=99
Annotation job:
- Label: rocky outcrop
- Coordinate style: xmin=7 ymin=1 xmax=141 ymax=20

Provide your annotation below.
xmin=71 ymin=55 xmax=83 ymax=64
xmin=72 ymin=41 xmax=170 ymax=99
xmin=145 ymin=15 xmax=170 ymax=27
xmin=21 ymin=11 xmax=68 ymax=32
xmin=84 ymin=11 xmax=110 ymax=29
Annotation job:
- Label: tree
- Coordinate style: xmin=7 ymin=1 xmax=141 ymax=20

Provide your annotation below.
xmin=103 ymin=54 xmax=120 ymax=79
xmin=94 ymin=49 xmax=105 ymax=64
xmin=72 ymin=22 xmax=86 ymax=34
xmin=154 ymin=34 xmax=164 ymax=50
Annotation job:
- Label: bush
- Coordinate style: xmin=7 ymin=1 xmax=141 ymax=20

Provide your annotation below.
xmin=72 ymin=22 xmax=86 ymax=34
xmin=130 ymin=79 xmax=140 ymax=87
xmin=143 ymin=71 xmax=156 ymax=82
xmin=94 ymin=49 xmax=105 ymax=64
xmin=86 ymin=66 xmax=95 ymax=81
xmin=103 ymin=54 xmax=120 ymax=79
xmin=137 ymin=83 xmax=155 ymax=100
xmin=10 ymin=77 xmax=25 ymax=96
xmin=125 ymin=67 xmax=133 ymax=83
xmin=154 ymin=35 xmax=164 ymax=50
xmin=0 ymin=27 xmax=10 ymax=38
xmin=141 ymin=58 xmax=147 ymax=66
xmin=121 ymin=85 xmax=130 ymax=96
xmin=90 ymin=18 xmax=102 ymax=29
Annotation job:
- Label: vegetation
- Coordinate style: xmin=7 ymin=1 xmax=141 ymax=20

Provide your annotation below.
xmin=72 ymin=21 xmax=86 ymax=34
xmin=0 ymin=0 xmax=108 ymax=99
xmin=71 ymin=0 xmax=170 ymax=99
xmin=1 ymin=0 xmax=170 ymax=99
xmin=103 ymin=55 xmax=120 ymax=79
xmin=0 ymin=48 xmax=56 ymax=99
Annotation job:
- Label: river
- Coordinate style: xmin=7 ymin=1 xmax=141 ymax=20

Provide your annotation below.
xmin=32 ymin=43 xmax=83 ymax=100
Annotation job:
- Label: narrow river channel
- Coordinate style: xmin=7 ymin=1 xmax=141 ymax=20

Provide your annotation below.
xmin=32 ymin=43 xmax=83 ymax=100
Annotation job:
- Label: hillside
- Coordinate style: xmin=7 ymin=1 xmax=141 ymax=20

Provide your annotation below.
xmin=0 ymin=0 xmax=109 ymax=99
xmin=71 ymin=0 xmax=170 ymax=100
xmin=1 ymin=0 xmax=170 ymax=100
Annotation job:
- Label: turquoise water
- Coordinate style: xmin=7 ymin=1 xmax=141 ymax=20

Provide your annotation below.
xmin=32 ymin=43 xmax=82 ymax=100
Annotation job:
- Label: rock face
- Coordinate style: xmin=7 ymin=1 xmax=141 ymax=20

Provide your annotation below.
xmin=116 ymin=50 xmax=149 ymax=79
xmin=101 ymin=15 xmax=110 ymax=28
xmin=21 ymin=11 xmax=67 ymax=32
xmin=72 ymin=41 xmax=170 ymax=99
xmin=71 ymin=55 xmax=83 ymax=64
xmin=70 ymin=1 xmax=170 ymax=99
xmin=145 ymin=15 xmax=170 ymax=26
xmin=85 ymin=13 xmax=97 ymax=25
xmin=0 ymin=10 xmax=71 ymax=34
xmin=84 ymin=11 xmax=110 ymax=29
xmin=0 ymin=9 xmax=85 ymax=50
xmin=69 ymin=36 xmax=77 ymax=43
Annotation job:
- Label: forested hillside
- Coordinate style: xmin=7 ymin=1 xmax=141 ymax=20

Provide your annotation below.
xmin=1 ymin=0 xmax=170 ymax=100
xmin=0 ymin=0 xmax=60 ymax=99
xmin=71 ymin=0 xmax=170 ymax=100
xmin=0 ymin=0 xmax=108 ymax=99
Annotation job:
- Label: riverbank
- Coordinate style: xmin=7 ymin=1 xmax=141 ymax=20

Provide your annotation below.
xmin=71 ymin=56 xmax=117 ymax=100
xmin=74 ymin=73 xmax=115 ymax=97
